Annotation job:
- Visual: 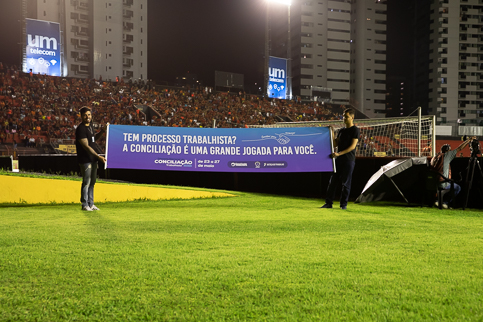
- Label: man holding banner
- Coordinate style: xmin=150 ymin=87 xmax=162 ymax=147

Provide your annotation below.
xmin=321 ymin=108 xmax=359 ymax=210
xmin=75 ymin=106 xmax=107 ymax=211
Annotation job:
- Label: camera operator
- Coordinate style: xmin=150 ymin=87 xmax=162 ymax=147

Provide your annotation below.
xmin=431 ymin=136 xmax=476 ymax=208
xmin=469 ymin=137 xmax=481 ymax=156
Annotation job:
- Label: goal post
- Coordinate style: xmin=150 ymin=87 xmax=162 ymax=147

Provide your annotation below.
xmin=247 ymin=115 xmax=436 ymax=158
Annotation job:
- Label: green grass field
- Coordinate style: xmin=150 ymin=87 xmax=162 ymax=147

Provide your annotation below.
xmin=1 ymin=189 xmax=483 ymax=321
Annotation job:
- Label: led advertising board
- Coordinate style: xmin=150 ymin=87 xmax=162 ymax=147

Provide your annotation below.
xmin=24 ymin=19 xmax=61 ymax=76
xmin=106 ymin=125 xmax=335 ymax=173
xmin=268 ymin=56 xmax=287 ymax=99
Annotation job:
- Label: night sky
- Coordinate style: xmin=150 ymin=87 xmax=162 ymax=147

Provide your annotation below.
xmin=0 ymin=0 xmax=411 ymax=87
xmin=147 ymin=0 xmax=267 ymax=86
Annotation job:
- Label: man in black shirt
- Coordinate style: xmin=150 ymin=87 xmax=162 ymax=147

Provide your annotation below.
xmin=321 ymin=108 xmax=360 ymax=210
xmin=75 ymin=106 xmax=107 ymax=211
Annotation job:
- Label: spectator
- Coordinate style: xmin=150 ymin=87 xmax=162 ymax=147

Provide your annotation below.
xmin=0 ymin=63 xmax=343 ymax=152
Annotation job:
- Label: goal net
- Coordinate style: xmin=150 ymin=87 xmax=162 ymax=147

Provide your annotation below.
xmin=248 ymin=116 xmax=435 ymax=158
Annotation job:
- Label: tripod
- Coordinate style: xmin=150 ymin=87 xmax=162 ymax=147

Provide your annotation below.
xmin=463 ymin=152 xmax=483 ymax=210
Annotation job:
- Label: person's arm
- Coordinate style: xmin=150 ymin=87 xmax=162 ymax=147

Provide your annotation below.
xmin=94 ymin=124 xmax=107 ymax=142
xmin=332 ymin=138 xmax=358 ymax=158
xmin=329 ymin=126 xmax=338 ymax=147
xmin=79 ymin=138 xmax=106 ymax=163
xmin=456 ymin=136 xmax=476 ymax=153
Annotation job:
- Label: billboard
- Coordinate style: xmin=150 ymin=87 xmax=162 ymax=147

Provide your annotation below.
xmin=24 ymin=19 xmax=62 ymax=76
xmin=106 ymin=125 xmax=334 ymax=173
xmin=215 ymin=71 xmax=244 ymax=89
xmin=268 ymin=56 xmax=287 ymax=99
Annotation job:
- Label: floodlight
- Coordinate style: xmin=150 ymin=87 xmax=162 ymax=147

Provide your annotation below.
xmin=267 ymin=0 xmax=291 ymax=6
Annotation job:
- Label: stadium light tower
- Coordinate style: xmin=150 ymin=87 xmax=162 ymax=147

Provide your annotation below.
xmin=264 ymin=0 xmax=292 ymax=100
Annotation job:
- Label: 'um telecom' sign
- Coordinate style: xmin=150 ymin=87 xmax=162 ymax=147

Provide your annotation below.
xmin=268 ymin=56 xmax=287 ymax=99
xmin=24 ymin=18 xmax=62 ymax=76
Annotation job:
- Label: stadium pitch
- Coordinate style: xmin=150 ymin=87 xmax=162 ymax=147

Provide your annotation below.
xmin=1 ymin=175 xmax=483 ymax=320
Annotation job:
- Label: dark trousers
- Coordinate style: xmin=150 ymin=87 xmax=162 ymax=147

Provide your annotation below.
xmin=325 ymin=158 xmax=355 ymax=207
xmin=79 ymin=162 xmax=98 ymax=207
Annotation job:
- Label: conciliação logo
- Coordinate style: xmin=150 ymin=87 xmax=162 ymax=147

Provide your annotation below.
xmin=155 ymin=159 xmax=193 ymax=167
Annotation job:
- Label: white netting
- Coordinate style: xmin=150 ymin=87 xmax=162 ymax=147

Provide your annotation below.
xmin=248 ymin=116 xmax=435 ymax=158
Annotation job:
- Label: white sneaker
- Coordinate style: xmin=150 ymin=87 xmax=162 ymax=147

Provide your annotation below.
xmin=434 ymin=201 xmax=449 ymax=209
xmin=82 ymin=205 xmax=93 ymax=211
xmin=91 ymin=205 xmax=100 ymax=211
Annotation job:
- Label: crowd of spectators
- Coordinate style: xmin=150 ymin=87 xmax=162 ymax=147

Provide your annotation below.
xmin=0 ymin=63 xmax=344 ymax=149
xmin=147 ymin=88 xmax=343 ymax=129
xmin=0 ymin=64 xmax=146 ymax=147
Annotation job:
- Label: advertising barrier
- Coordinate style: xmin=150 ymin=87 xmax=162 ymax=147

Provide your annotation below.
xmin=106 ymin=125 xmax=334 ymax=173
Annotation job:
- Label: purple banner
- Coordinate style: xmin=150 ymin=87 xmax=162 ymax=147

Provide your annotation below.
xmin=105 ymin=125 xmax=334 ymax=173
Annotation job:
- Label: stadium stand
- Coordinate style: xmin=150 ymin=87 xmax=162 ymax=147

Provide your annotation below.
xmin=0 ymin=64 xmax=344 ymax=155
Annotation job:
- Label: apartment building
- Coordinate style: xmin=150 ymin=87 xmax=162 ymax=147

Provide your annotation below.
xmin=269 ymin=0 xmax=386 ymax=117
xmin=26 ymin=0 xmax=147 ymax=80
xmin=428 ymin=0 xmax=483 ymax=127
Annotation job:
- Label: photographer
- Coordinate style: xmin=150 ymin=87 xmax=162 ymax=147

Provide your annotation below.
xmin=431 ymin=136 xmax=476 ymax=208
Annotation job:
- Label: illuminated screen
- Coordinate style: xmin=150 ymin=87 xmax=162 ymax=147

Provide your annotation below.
xmin=24 ymin=19 xmax=61 ymax=76
xmin=268 ymin=56 xmax=287 ymax=99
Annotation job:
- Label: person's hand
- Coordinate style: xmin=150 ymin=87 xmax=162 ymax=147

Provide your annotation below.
xmin=101 ymin=123 xmax=109 ymax=133
xmin=330 ymin=152 xmax=339 ymax=159
xmin=98 ymin=155 xmax=106 ymax=163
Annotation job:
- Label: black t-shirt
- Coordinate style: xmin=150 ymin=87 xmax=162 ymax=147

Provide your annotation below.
xmin=75 ymin=123 xmax=97 ymax=164
xmin=336 ymin=125 xmax=360 ymax=162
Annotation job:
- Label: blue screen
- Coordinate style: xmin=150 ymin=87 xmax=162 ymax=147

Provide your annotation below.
xmin=25 ymin=19 xmax=62 ymax=76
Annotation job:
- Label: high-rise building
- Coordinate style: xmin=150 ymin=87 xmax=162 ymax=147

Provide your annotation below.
xmin=412 ymin=0 xmax=431 ymax=116
xmin=386 ymin=76 xmax=411 ymax=117
xmin=25 ymin=0 xmax=147 ymax=81
xmin=428 ymin=0 xmax=483 ymax=127
xmin=269 ymin=0 xmax=387 ymax=118
xmin=350 ymin=0 xmax=387 ymax=118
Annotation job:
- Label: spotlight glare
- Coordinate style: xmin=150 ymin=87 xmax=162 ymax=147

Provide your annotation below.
xmin=267 ymin=0 xmax=291 ymax=6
